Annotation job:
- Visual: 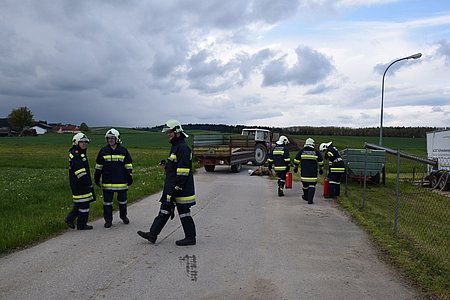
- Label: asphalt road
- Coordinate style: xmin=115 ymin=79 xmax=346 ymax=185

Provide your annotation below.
xmin=0 ymin=165 xmax=418 ymax=299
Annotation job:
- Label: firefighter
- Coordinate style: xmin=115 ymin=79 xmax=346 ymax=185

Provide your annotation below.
xmin=138 ymin=119 xmax=196 ymax=246
xmin=65 ymin=133 xmax=95 ymax=230
xmin=319 ymin=141 xmax=345 ymax=200
xmin=95 ymin=128 xmax=133 ymax=228
xmin=293 ymin=138 xmax=324 ymax=204
xmin=267 ymin=135 xmax=291 ymax=196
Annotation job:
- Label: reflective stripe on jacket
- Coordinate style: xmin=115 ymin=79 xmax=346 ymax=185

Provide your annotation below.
xmin=268 ymin=144 xmax=290 ymax=171
xmin=69 ymin=146 xmax=94 ymax=203
xmin=294 ymin=145 xmax=324 ymax=182
xmin=163 ymin=136 xmax=196 ymax=205
xmin=95 ymin=144 xmax=133 ymax=191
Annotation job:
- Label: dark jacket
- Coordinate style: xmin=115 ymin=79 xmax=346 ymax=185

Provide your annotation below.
xmin=294 ymin=145 xmax=324 ymax=182
xmin=324 ymin=144 xmax=345 ymax=173
xmin=95 ymin=144 xmax=133 ymax=191
xmin=163 ymin=135 xmax=195 ymax=205
xmin=268 ymin=143 xmax=290 ymax=172
xmin=69 ymin=146 xmax=94 ymax=203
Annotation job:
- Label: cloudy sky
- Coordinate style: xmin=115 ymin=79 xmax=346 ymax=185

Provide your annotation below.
xmin=1 ymin=0 xmax=449 ymax=129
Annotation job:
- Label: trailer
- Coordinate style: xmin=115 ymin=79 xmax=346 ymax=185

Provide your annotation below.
xmin=192 ymin=134 xmax=256 ymax=173
xmin=426 ymin=129 xmax=450 ymax=191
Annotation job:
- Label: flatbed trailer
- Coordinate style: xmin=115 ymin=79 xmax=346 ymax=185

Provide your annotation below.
xmin=192 ymin=134 xmax=256 ymax=173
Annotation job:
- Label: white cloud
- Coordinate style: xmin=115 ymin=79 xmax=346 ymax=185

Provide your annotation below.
xmin=0 ymin=0 xmax=449 ymax=129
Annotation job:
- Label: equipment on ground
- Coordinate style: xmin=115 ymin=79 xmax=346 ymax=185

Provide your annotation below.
xmin=323 ymin=177 xmax=331 ymax=198
xmin=285 ymin=172 xmax=293 ymax=189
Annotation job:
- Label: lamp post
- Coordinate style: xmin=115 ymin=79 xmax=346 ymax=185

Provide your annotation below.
xmin=379 ymin=53 xmax=422 ymax=146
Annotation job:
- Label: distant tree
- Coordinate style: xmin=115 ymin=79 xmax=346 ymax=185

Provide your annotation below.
xmin=80 ymin=122 xmax=90 ymax=133
xmin=8 ymin=106 xmax=34 ymax=135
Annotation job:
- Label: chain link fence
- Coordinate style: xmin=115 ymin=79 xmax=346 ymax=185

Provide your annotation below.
xmin=341 ymin=144 xmax=449 ymax=297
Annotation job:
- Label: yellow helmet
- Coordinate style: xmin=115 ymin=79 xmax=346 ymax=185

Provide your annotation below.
xmin=105 ymin=128 xmax=121 ymax=143
xmin=319 ymin=142 xmax=332 ymax=152
xmin=72 ymin=132 xmax=90 ymax=146
xmin=162 ymin=119 xmax=189 ymax=137
xmin=305 ymin=138 xmax=315 ymax=146
xmin=276 ymin=135 xmax=289 ymax=145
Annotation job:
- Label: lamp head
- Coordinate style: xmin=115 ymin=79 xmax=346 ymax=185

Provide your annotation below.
xmin=408 ymin=53 xmax=422 ymax=59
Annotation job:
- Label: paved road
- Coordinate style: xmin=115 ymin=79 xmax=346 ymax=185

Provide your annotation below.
xmin=0 ymin=166 xmax=418 ymax=299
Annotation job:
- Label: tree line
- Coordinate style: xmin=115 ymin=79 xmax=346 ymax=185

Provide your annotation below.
xmin=147 ymin=123 xmax=441 ymax=138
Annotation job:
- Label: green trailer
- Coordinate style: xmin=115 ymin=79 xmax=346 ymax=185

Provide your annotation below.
xmin=341 ymin=148 xmax=386 ymax=184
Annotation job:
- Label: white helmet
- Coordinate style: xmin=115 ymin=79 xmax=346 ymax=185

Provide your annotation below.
xmin=105 ymin=128 xmax=121 ymax=143
xmin=319 ymin=142 xmax=332 ymax=152
xmin=162 ymin=119 xmax=189 ymax=137
xmin=276 ymin=135 xmax=289 ymax=145
xmin=305 ymin=138 xmax=315 ymax=146
xmin=72 ymin=132 xmax=90 ymax=146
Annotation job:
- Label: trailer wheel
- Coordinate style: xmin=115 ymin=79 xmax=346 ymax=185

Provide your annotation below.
xmin=231 ymin=163 xmax=241 ymax=173
xmin=204 ymin=165 xmax=215 ymax=172
xmin=429 ymin=173 xmax=439 ymax=188
xmin=252 ymin=144 xmax=267 ymax=166
xmin=438 ymin=171 xmax=449 ymax=191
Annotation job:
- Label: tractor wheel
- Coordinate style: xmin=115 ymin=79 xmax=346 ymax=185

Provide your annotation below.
xmin=204 ymin=165 xmax=215 ymax=172
xmin=231 ymin=163 xmax=242 ymax=173
xmin=252 ymin=144 xmax=268 ymax=166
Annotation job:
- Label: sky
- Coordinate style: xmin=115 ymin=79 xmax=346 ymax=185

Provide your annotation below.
xmin=0 ymin=0 xmax=449 ymax=129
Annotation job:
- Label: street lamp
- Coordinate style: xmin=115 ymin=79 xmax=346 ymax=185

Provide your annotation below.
xmin=379 ymin=53 xmax=422 ymax=146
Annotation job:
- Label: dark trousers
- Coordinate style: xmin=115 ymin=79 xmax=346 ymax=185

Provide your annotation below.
xmin=276 ymin=171 xmax=287 ymax=189
xmin=150 ymin=201 xmax=196 ymax=239
xmin=103 ymin=190 xmax=128 ymax=222
xmin=329 ymin=161 xmax=345 ymax=197
xmin=66 ymin=202 xmax=90 ymax=227
xmin=302 ymin=181 xmax=316 ymax=202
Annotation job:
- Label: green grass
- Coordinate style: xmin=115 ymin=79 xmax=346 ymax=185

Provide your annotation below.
xmin=340 ymin=177 xmax=449 ymax=298
xmin=0 ymin=131 xmax=170 ymax=254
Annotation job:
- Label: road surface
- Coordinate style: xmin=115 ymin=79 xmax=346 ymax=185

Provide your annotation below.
xmin=0 ymin=165 xmax=418 ymax=299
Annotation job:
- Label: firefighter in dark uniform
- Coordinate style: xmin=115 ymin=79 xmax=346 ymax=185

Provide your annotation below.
xmin=65 ymin=133 xmax=95 ymax=230
xmin=293 ymin=138 xmax=324 ymax=204
xmin=138 ymin=119 xmax=196 ymax=246
xmin=320 ymin=141 xmax=345 ymax=200
xmin=95 ymin=128 xmax=133 ymax=228
xmin=267 ymin=135 xmax=291 ymax=197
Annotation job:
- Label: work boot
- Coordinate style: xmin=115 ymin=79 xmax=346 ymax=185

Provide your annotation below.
xmin=308 ymin=200 xmax=314 ymax=204
xmin=77 ymin=224 xmax=93 ymax=230
xmin=121 ymin=217 xmax=130 ymax=224
xmin=278 ymin=188 xmax=284 ymax=197
xmin=104 ymin=221 xmax=112 ymax=228
xmin=65 ymin=219 xmax=75 ymax=229
xmin=137 ymin=231 xmax=157 ymax=244
xmin=175 ymin=238 xmax=196 ymax=246
xmin=302 ymin=195 xmax=307 ymax=201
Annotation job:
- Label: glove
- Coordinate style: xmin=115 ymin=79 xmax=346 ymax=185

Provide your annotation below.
xmin=127 ymin=174 xmax=133 ymax=185
xmin=94 ymin=173 xmax=101 ymax=187
xmin=169 ymin=195 xmax=176 ymax=220
xmin=268 ymin=163 xmax=272 ymax=170
xmin=294 ymin=167 xmax=298 ymax=173
xmin=159 ymin=159 xmax=166 ymax=166
xmin=286 ymin=165 xmax=290 ymax=172
xmin=319 ymin=168 xmax=324 ymax=175
xmin=170 ymin=205 xmax=175 ymax=220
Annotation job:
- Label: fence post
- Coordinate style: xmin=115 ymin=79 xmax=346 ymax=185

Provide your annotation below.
xmin=394 ymin=150 xmax=400 ymax=239
xmin=362 ymin=148 xmax=368 ymax=209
